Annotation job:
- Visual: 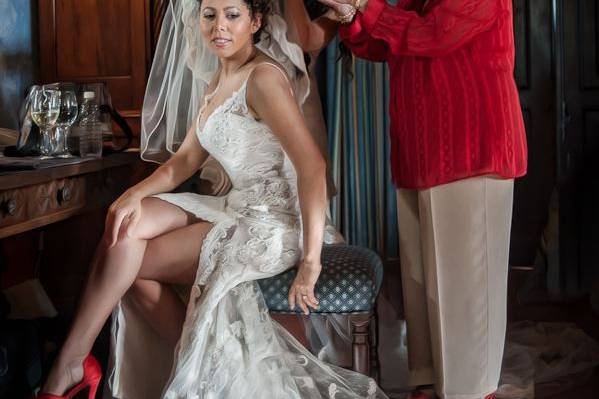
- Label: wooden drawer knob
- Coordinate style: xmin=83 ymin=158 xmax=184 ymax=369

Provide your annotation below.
xmin=57 ymin=187 xmax=72 ymax=205
xmin=1 ymin=198 xmax=17 ymax=216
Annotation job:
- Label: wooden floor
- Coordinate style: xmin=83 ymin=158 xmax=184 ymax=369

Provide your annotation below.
xmin=508 ymin=270 xmax=599 ymax=398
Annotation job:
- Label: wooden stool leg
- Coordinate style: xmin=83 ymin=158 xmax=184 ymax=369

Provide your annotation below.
xmin=370 ymin=313 xmax=380 ymax=382
xmin=350 ymin=314 xmax=371 ymax=376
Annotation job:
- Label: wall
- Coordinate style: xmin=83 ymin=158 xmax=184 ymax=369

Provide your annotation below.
xmin=0 ymin=0 xmax=37 ymax=130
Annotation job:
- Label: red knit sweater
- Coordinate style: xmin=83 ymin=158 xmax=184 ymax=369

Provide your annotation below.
xmin=339 ymin=0 xmax=528 ymax=189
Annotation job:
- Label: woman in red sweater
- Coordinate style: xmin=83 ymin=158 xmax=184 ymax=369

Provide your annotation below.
xmin=318 ymin=0 xmax=528 ymax=398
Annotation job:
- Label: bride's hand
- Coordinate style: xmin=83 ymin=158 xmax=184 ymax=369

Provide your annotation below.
xmin=288 ymin=261 xmax=322 ymax=315
xmin=105 ymin=190 xmax=144 ymax=247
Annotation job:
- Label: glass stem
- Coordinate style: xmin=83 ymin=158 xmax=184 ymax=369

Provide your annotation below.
xmin=63 ymin=126 xmax=70 ymax=152
xmin=55 ymin=125 xmax=69 ymax=154
xmin=40 ymin=128 xmax=53 ymax=156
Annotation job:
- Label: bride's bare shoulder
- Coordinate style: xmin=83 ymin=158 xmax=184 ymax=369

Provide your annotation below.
xmin=245 ymin=55 xmax=298 ymax=120
xmin=247 ymin=53 xmax=290 ymax=84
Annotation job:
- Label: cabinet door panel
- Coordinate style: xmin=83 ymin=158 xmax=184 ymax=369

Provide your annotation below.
xmin=39 ymin=0 xmax=149 ymax=114
xmin=561 ymin=0 xmax=599 ymax=294
xmin=510 ymin=0 xmax=556 ymax=266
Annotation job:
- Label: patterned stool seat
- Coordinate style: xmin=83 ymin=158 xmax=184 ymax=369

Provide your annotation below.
xmin=259 ymin=245 xmax=383 ymax=314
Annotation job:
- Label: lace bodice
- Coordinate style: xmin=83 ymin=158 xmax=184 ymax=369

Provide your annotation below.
xmin=197 ymin=68 xmax=299 ymax=218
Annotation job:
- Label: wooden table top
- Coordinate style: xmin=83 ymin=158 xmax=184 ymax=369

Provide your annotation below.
xmin=0 ymin=151 xmax=143 ymax=190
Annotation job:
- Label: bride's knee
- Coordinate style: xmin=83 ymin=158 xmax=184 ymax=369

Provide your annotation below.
xmin=101 ymin=203 xmax=156 ymax=244
xmin=105 ymin=197 xmax=191 ymax=243
xmin=127 ymin=198 xmax=159 ymax=239
xmin=99 ymin=226 xmax=138 ymax=248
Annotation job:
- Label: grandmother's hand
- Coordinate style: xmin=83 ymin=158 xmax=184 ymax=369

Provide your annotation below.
xmin=317 ymin=0 xmax=357 ymax=17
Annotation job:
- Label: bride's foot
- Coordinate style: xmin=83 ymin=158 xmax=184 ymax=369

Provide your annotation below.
xmin=41 ymin=356 xmax=85 ymax=396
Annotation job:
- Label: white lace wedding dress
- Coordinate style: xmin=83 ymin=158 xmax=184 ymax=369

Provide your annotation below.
xmin=104 ymin=63 xmax=387 ymax=399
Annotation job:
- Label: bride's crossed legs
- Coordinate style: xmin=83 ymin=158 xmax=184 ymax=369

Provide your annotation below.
xmin=42 ymin=197 xmax=212 ymax=395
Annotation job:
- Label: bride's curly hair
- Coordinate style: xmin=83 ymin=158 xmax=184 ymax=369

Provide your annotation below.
xmin=197 ymin=0 xmax=272 ymax=44
xmin=244 ymin=0 xmax=272 ymax=43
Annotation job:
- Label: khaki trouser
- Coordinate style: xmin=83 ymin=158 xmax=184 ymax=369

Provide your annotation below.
xmin=396 ymin=176 xmax=514 ymax=399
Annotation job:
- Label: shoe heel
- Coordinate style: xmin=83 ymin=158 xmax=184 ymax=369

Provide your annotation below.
xmin=88 ymin=378 xmax=101 ymax=399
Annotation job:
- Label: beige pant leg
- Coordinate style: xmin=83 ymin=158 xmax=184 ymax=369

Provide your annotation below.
xmin=396 ymin=189 xmax=436 ymax=387
xmin=418 ymin=177 xmax=514 ymax=399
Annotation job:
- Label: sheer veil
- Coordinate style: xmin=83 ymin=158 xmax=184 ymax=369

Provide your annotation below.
xmin=140 ymin=0 xmax=310 ymax=163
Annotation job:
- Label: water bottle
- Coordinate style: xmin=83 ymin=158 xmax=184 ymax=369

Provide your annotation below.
xmin=77 ymin=91 xmax=102 ymax=159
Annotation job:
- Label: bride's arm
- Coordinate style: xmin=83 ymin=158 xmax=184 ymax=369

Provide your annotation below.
xmin=106 ymin=73 xmax=221 ymax=246
xmin=247 ymin=64 xmax=327 ymax=315
xmin=285 ymin=0 xmax=339 ymax=52
xmin=105 ymin=128 xmax=209 ymax=246
xmin=132 ymin=130 xmax=208 ymax=199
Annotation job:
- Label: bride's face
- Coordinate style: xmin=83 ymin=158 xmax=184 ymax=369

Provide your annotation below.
xmin=199 ymin=0 xmax=262 ymax=58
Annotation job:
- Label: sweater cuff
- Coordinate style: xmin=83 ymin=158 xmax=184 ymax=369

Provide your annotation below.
xmin=339 ymin=0 xmax=387 ymax=40
xmin=369 ymin=3 xmax=413 ymax=54
xmin=360 ymin=0 xmax=389 ymax=32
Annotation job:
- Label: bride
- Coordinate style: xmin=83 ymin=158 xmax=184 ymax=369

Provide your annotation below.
xmin=39 ymin=0 xmax=387 ymax=398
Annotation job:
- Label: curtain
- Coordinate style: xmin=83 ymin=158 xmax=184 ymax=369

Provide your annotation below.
xmin=323 ymin=39 xmax=408 ymax=394
xmin=325 ymin=39 xmax=398 ymax=260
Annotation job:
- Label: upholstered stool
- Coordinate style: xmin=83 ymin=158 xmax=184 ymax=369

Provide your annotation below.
xmin=258 ymin=244 xmax=384 ymax=378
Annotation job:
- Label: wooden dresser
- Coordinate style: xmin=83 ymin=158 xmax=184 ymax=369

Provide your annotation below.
xmin=0 ymin=152 xmax=153 ymax=315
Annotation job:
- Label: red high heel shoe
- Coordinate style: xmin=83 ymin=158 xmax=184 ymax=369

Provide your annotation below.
xmin=38 ymin=355 xmax=102 ymax=399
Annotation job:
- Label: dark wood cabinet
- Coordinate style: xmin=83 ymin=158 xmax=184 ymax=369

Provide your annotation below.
xmin=37 ymin=0 xmax=160 ymax=137
xmin=0 ymin=153 xmax=154 ymax=313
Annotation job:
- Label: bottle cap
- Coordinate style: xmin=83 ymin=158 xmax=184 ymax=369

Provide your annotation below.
xmin=83 ymin=91 xmax=96 ymax=100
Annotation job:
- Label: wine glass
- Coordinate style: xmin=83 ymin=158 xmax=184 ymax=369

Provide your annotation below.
xmin=53 ymin=85 xmax=79 ymax=158
xmin=30 ymin=88 xmax=61 ymax=158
